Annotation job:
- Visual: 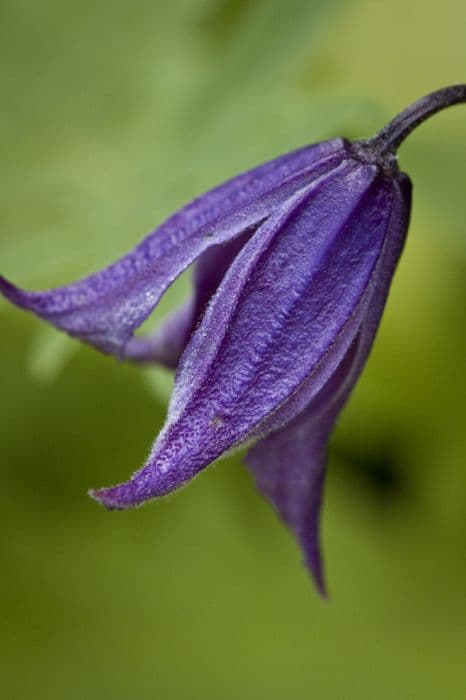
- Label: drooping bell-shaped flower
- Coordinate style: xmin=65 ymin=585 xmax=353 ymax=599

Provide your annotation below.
xmin=2 ymin=85 xmax=465 ymax=593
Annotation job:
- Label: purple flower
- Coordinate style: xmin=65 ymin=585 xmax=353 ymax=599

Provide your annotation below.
xmin=2 ymin=85 xmax=465 ymax=593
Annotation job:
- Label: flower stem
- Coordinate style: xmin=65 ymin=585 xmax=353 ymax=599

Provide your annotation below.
xmin=370 ymin=84 xmax=466 ymax=156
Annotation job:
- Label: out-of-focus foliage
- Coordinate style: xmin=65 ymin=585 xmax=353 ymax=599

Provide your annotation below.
xmin=0 ymin=1 xmax=465 ymax=698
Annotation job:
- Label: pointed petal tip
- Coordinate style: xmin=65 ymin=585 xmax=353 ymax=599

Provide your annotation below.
xmin=0 ymin=274 xmax=18 ymax=300
xmin=305 ymin=550 xmax=328 ymax=598
xmin=311 ymin=570 xmax=329 ymax=600
xmin=0 ymin=274 xmax=37 ymax=311
xmin=314 ymin=580 xmax=329 ymax=600
xmin=88 ymin=485 xmax=134 ymax=511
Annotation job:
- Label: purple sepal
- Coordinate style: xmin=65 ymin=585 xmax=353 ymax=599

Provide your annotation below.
xmin=246 ymin=396 xmax=342 ymax=596
xmin=0 ymin=139 xmax=346 ymax=359
xmin=124 ymin=229 xmax=255 ymax=368
xmin=245 ymin=175 xmax=411 ymax=588
xmin=1 ymin=119 xmax=413 ymax=589
xmin=90 ymin=161 xmax=397 ymax=510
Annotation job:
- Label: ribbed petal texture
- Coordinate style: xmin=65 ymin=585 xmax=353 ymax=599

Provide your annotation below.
xmin=124 ymin=229 xmax=255 ymax=368
xmin=0 ymin=139 xmax=345 ymax=358
xmin=246 ymin=175 xmax=411 ymax=592
xmin=90 ymin=160 xmax=399 ymax=510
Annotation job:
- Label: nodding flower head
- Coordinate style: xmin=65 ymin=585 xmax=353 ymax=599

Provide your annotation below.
xmin=2 ymin=85 xmax=465 ymax=594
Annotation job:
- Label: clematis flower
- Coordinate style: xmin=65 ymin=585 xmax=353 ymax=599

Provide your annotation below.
xmin=1 ymin=85 xmax=465 ymax=593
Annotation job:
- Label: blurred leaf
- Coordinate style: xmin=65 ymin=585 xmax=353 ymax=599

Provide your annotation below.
xmin=26 ymin=327 xmax=75 ymax=383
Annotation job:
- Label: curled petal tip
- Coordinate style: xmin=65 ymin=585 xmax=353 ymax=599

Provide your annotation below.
xmin=306 ymin=551 xmax=328 ymax=598
xmin=0 ymin=275 xmax=41 ymax=311
xmin=88 ymin=485 xmax=134 ymax=511
xmin=0 ymin=274 xmax=18 ymax=301
xmin=315 ymin=582 xmax=329 ymax=600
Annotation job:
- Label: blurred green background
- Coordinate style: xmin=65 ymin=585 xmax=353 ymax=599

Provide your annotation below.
xmin=1 ymin=1 xmax=465 ymax=698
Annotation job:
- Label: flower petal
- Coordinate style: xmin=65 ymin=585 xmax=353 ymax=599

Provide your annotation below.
xmin=90 ymin=159 xmax=395 ymax=509
xmin=122 ymin=298 xmax=195 ymax=369
xmin=245 ymin=391 xmax=345 ymax=596
xmin=170 ymin=160 xmax=391 ymax=423
xmin=253 ymin=173 xmax=412 ymax=437
xmin=245 ymin=174 xmax=412 ymax=590
xmin=0 ymin=139 xmax=346 ymax=358
xmin=124 ymin=229 xmax=255 ymax=368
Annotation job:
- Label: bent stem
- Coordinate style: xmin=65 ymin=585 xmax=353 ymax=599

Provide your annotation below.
xmin=370 ymin=84 xmax=466 ymax=156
